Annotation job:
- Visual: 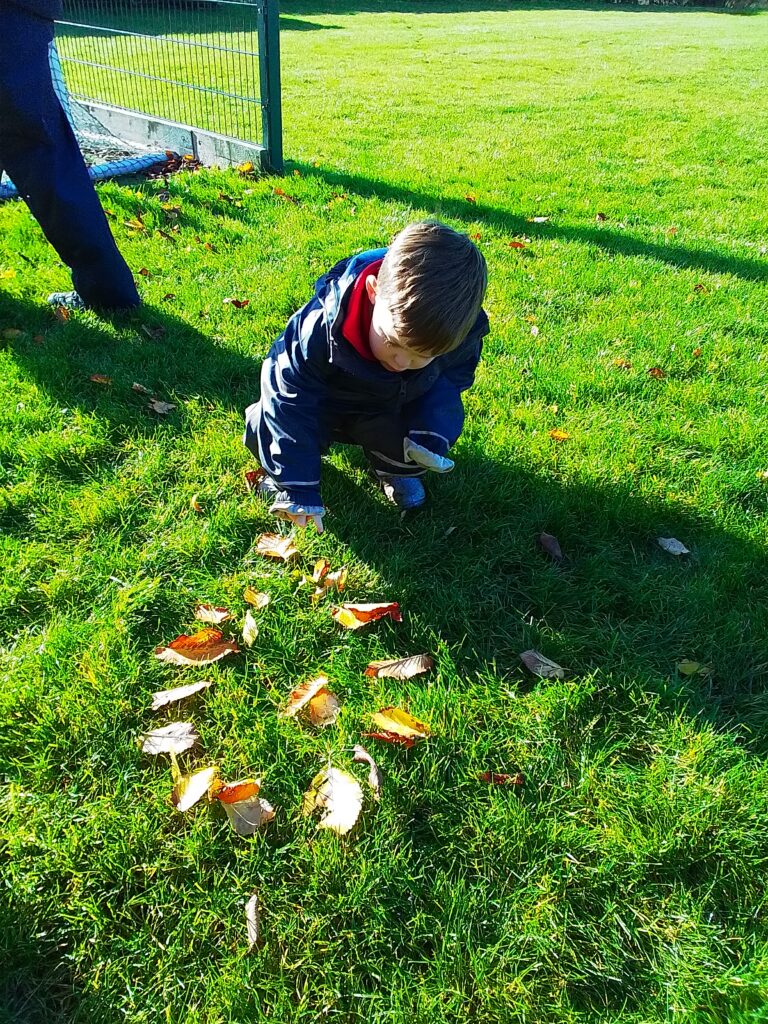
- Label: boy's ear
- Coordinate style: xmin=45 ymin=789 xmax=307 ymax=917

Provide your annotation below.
xmin=364 ymin=274 xmax=378 ymax=303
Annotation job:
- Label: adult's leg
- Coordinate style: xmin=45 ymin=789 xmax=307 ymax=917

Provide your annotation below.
xmin=0 ymin=4 xmax=139 ymax=309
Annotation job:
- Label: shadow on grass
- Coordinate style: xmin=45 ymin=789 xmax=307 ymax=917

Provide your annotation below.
xmin=289 ymin=161 xmax=768 ymax=283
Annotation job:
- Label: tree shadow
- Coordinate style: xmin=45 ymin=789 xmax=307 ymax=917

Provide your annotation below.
xmin=289 ymin=161 xmax=767 ymax=283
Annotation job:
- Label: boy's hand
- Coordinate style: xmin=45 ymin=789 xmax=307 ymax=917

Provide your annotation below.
xmin=274 ymin=508 xmax=324 ymax=534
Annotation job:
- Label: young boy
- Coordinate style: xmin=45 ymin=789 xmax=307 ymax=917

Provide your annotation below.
xmin=244 ymin=220 xmax=489 ymax=533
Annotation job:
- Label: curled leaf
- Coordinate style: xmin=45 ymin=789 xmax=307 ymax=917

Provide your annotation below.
xmin=281 ymin=675 xmax=330 ymax=717
xmin=308 ymin=689 xmax=340 ymax=728
xmin=245 ymin=893 xmax=260 ymax=951
xmin=245 ymin=467 xmax=267 ymax=492
xmin=538 ymin=532 xmax=563 ymax=562
xmin=332 ymin=602 xmax=401 ymax=630
xmin=352 ymin=744 xmax=382 ymax=800
xmin=256 ymin=533 xmax=298 ymax=561
xmin=151 ymin=679 xmax=212 ymax=710
xmin=222 ymin=793 xmax=275 ymax=835
xmin=370 ymin=706 xmax=431 ymax=740
xmin=519 ymin=650 xmax=565 ymax=679
xmin=242 ymin=609 xmax=259 ymax=647
xmin=364 ymin=654 xmax=433 ymax=680
xmin=360 ymin=730 xmax=415 ymax=748
xmin=155 ymin=628 xmax=240 ymax=667
xmin=194 ymin=604 xmax=232 ymax=625
xmin=140 ymin=721 xmax=199 ymax=755
xmin=302 ymin=767 xmax=363 ymax=835
xmin=210 ymin=778 xmax=261 ymax=804
xmin=172 ymin=765 xmax=219 ymax=813
xmin=244 ymin=587 xmax=270 ymax=609
xmin=657 ymin=537 xmax=690 ymax=556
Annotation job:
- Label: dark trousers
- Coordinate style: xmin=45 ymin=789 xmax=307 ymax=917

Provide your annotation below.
xmin=0 ymin=4 xmax=139 ymax=308
xmin=329 ymin=413 xmax=425 ymax=478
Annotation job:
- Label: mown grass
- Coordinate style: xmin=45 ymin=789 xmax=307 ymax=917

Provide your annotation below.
xmin=2 ymin=3 xmax=768 ymax=1022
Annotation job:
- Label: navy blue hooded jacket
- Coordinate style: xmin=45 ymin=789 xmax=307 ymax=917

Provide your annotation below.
xmin=244 ymin=248 xmax=490 ymax=511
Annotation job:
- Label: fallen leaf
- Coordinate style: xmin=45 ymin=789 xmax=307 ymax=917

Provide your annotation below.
xmin=508 ymin=240 xmax=527 ymax=249
xmin=530 ymin=325 xmax=540 ymax=337
xmin=124 ymin=217 xmax=146 ymax=232
xmin=245 ymin=893 xmax=260 ymax=951
xmin=464 ymin=193 xmax=477 ymax=204
xmin=352 ymin=744 xmax=382 ymax=800
xmin=677 ymin=659 xmax=702 ymax=677
xmin=132 ymin=382 xmax=151 ymax=395
xmin=692 ymin=347 xmax=702 ymax=358
xmin=302 ymin=767 xmax=363 ymax=835
xmin=308 ymin=688 xmax=340 ymax=728
xmin=242 ymin=609 xmax=259 ymax=647
xmin=273 ymin=187 xmax=298 ymax=204
xmin=665 ymin=225 xmax=678 ymax=236
xmin=245 ymin=467 xmax=267 ymax=492
xmin=32 ymin=334 xmax=45 ymax=345
xmin=364 ymin=654 xmax=434 ymax=679
xmin=151 ymin=679 xmax=212 ymax=710
xmin=210 ymin=778 xmax=261 ymax=804
xmin=2 ymin=328 xmax=24 ymax=340
xmin=308 ymin=563 xmax=348 ymax=603
xmin=163 ymin=292 xmax=176 ymax=301
xmin=478 ymin=771 xmax=524 ymax=786
xmin=141 ymin=324 xmax=166 ymax=341
xmin=360 ymin=730 xmax=416 ymax=748
xmin=313 ymin=558 xmax=330 ymax=583
xmin=0 ymin=268 xmax=17 ymax=279
xmin=647 ymin=367 xmax=666 ymax=380
xmin=140 ymin=721 xmax=199 ymax=755
xmin=155 ymin=628 xmax=240 ymax=666
xmin=138 ymin=267 xmax=152 ymax=277
xmin=244 ymin=587 xmax=270 ymax=609
xmin=194 ymin=604 xmax=232 ymax=625
xmin=613 ymin=358 xmax=632 ymax=370
xmin=89 ymin=374 xmax=112 ymax=385
xmin=222 ymin=793 xmax=275 ymax=834
xmin=471 ymin=232 xmax=481 ymax=241
xmin=223 ymin=297 xmax=250 ymax=308
xmin=693 ymin=282 xmax=708 ymax=294
xmin=171 ymin=765 xmax=218 ymax=813
xmin=148 ymin=398 xmax=176 ymax=415
xmin=519 ymin=650 xmax=565 ymax=679
xmin=538 ymin=532 xmax=563 ymax=562
xmin=529 ymin=215 xmax=550 ymax=223
xmin=237 ymin=160 xmax=255 ymax=174
xmin=595 ymin=212 xmax=607 ymax=223
xmin=281 ymin=675 xmax=330 ymax=717
xmin=191 ymin=494 xmax=203 ymax=512
xmin=370 ymin=706 xmax=431 ymax=740
xmin=657 ymin=536 xmax=690 ymax=556
xmin=53 ymin=305 xmax=70 ymax=322
xmin=256 ymin=533 xmax=298 ymax=561
xmin=331 ymin=602 xmax=402 ymax=630
xmin=549 ymin=428 xmax=570 ymax=442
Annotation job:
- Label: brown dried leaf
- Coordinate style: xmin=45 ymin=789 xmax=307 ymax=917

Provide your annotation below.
xmin=53 ymin=305 xmax=70 ymax=322
xmin=331 ymin=602 xmax=402 ymax=630
xmin=520 ymin=649 xmax=565 ymax=679
xmin=364 ymin=654 xmax=434 ymax=680
xmin=256 ymin=533 xmax=298 ymax=561
xmin=308 ymin=689 xmax=340 ymax=728
xmin=150 ymin=679 xmax=212 ymax=710
xmin=148 ymin=398 xmax=176 ymax=415
xmin=478 ymin=771 xmax=524 ymax=786
xmin=223 ymin=297 xmax=250 ymax=308
xmin=302 ymin=767 xmax=362 ymax=835
xmin=171 ymin=765 xmax=218 ymax=813
xmin=245 ymin=467 xmax=267 ymax=491
xmin=155 ymin=628 xmax=240 ymax=666
xmin=140 ymin=721 xmax=199 ymax=755
xmin=508 ymin=240 xmax=527 ymax=249
xmin=89 ymin=374 xmax=112 ymax=385
xmin=538 ymin=532 xmax=563 ymax=562
xmin=595 ymin=211 xmax=607 ymax=223
xmin=647 ymin=367 xmax=666 ymax=380
xmin=132 ymin=382 xmax=151 ymax=395
xmin=281 ymin=675 xmax=329 ymax=717
xmin=352 ymin=744 xmax=382 ymax=800
xmin=194 ymin=604 xmax=232 ymax=625
xmin=360 ymin=730 xmax=416 ymax=748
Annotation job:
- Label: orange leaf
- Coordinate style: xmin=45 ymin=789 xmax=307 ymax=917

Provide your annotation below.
xmin=478 ymin=771 xmax=524 ymax=786
xmin=464 ymin=193 xmax=477 ymax=204
xmin=138 ymin=267 xmax=152 ymax=277
xmin=647 ymin=367 xmax=666 ymax=379
xmin=692 ymin=347 xmax=702 ymax=358
xmin=245 ymin=467 xmax=267 ymax=492
xmin=191 ymin=494 xmax=203 ymax=512
xmin=308 ymin=688 xmax=340 ymax=728
xmin=364 ymin=654 xmax=433 ymax=679
xmin=53 ymin=305 xmax=70 ymax=322
xmin=89 ymin=374 xmax=112 ymax=385
xmin=256 ymin=533 xmax=298 ymax=561
xmin=332 ymin=602 xmax=402 ymax=629
xmin=210 ymin=778 xmax=261 ymax=804
xmin=281 ymin=675 xmax=330 ymax=717
xmin=273 ymin=187 xmax=299 ymax=204
xmin=155 ymin=628 xmax=240 ymax=666
xmin=549 ymin=428 xmax=570 ymax=442
xmin=508 ymin=240 xmax=527 ymax=249
xmin=223 ymin=297 xmax=250 ymax=308
xmin=360 ymin=731 xmax=416 ymax=749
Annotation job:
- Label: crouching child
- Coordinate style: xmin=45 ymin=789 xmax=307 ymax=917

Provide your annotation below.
xmin=244 ymin=220 xmax=489 ymax=533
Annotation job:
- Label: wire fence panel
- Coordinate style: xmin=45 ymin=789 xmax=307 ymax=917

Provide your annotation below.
xmin=55 ymin=0 xmax=281 ymax=169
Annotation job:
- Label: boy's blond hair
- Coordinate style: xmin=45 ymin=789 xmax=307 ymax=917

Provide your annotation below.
xmin=376 ymin=220 xmax=487 ymax=356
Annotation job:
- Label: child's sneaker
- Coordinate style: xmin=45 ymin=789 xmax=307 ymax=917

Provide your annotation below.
xmin=377 ymin=474 xmax=426 ymax=511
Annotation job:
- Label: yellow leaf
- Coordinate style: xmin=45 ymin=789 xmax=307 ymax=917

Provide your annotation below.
xmin=370 ymin=706 xmax=431 ymax=740
xmin=281 ymin=675 xmax=330 ymax=717
xmin=242 ymin=609 xmax=259 ymax=647
xmin=308 ymin=689 xmax=340 ymax=728
xmin=549 ymin=428 xmax=570 ymax=442
xmin=256 ymin=533 xmax=298 ymax=561
xmin=302 ymin=767 xmax=362 ymax=835
xmin=244 ymin=587 xmax=270 ymax=609
xmin=171 ymin=765 xmax=218 ymax=813
xmin=150 ymin=679 xmax=212 ymax=710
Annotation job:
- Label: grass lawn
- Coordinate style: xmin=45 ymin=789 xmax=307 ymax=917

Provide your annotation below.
xmin=3 ymin=2 xmax=768 ymax=1021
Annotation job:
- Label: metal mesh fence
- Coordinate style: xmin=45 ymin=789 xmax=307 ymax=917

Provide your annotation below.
xmin=56 ymin=1 xmax=267 ymax=148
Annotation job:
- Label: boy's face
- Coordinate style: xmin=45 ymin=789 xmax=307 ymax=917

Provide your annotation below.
xmin=365 ymin=275 xmax=436 ymax=374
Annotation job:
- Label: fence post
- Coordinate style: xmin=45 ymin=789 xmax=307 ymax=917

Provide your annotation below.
xmin=258 ymin=0 xmax=283 ymax=174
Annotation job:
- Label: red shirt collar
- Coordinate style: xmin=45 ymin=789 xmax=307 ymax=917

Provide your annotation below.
xmin=341 ymin=257 xmax=384 ymax=360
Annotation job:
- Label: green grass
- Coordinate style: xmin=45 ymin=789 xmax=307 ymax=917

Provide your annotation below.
xmin=2 ymin=3 xmax=768 ymax=1022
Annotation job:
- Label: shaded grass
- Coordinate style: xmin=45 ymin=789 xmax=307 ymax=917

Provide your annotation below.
xmin=2 ymin=4 xmax=768 ymax=1023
